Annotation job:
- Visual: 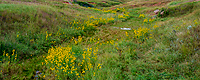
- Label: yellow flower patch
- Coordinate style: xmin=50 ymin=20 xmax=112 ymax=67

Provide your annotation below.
xmin=44 ymin=46 xmax=101 ymax=79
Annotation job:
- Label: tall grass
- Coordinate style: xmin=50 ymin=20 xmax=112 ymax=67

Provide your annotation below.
xmin=0 ymin=0 xmax=200 ymax=79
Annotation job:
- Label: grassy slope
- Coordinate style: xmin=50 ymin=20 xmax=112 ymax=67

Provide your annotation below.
xmin=84 ymin=1 xmax=200 ymax=79
xmin=1 ymin=0 xmax=200 ymax=79
xmin=0 ymin=0 xmax=129 ymax=79
xmin=0 ymin=0 xmax=119 ymax=58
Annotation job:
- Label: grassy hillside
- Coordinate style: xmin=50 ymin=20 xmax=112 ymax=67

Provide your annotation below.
xmin=0 ymin=0 xmax=200 ymax=79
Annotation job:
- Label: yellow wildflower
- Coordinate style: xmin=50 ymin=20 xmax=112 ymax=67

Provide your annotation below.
xmin=139 ymin=14 xmax=145 ymax=18
xmin=143 ymin=19 xmax=148 ymax=23
xmin=153 ymin=25 xmax=159 ymax=28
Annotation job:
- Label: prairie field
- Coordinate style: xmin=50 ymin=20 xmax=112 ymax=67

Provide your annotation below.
xmin=0 ymin=0 xmax=200 ymax=79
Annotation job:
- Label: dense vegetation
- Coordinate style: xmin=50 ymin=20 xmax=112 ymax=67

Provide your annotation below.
xmin=0 ymin=0 xmax=200 ymax=79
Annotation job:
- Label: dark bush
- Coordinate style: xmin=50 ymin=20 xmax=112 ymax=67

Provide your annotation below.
xmin=76 ymin=1 xmax=94 ymax=7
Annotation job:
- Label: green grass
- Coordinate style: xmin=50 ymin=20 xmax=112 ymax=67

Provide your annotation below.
xmin=0 ymin=0 xmax=200 ymax=79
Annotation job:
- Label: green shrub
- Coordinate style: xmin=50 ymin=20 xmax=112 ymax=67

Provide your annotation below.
xmin=158 ymin=2 xmax=195 ymax=17
xmin=75 ymin=1 xmax=94 ymax=7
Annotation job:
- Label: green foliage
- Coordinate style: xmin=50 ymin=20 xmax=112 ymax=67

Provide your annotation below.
xmin=168 ymin=1 xmax=182 ymax=6
xmin=107 ymin=1 xmax=120 ymax=5
xmin=83 ymin=26 xmax=97 ymax=36
xmin=96 ymin=1 xmax=120 ymax=7
xmin=179 ymin=25 xmax=200 ymax=58
xmin=0 ymin=54 xmax=47 ymax=80
xmin=75 ymin=1 xmax=94 ymax=7
xmin=97 ymin=2 xmax=111 ymax=7
xmin=158 ymin=2 xmax=195 ymax=17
